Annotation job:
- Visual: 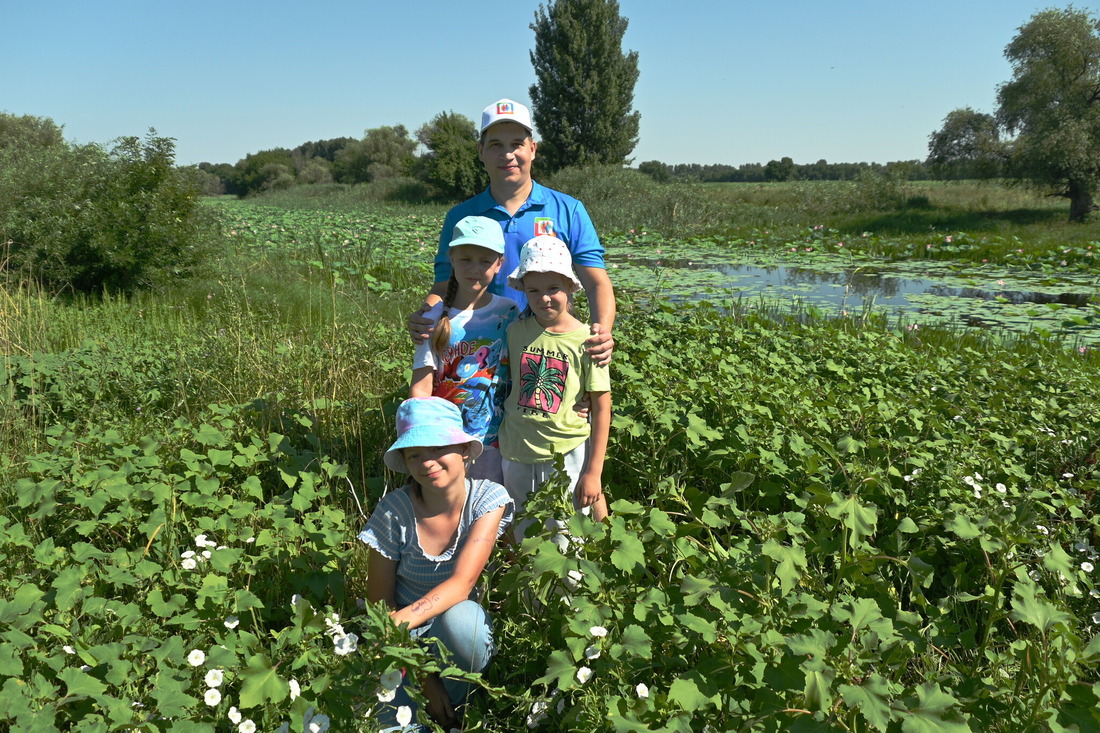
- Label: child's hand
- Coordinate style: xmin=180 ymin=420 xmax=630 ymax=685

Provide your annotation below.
xmin=575 ymin=474 xmax=603 ymax=509
xmin=572 ymin=392 xmax=591 ymax=420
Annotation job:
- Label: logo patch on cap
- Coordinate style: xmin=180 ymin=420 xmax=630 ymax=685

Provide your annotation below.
xmin=496 ymin=102 xmax=514 ymax=115
xmin=534 ymin=218 xmax=555 ymax=236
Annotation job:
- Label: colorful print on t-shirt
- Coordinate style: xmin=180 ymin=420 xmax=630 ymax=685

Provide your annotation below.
xmin=517 ymin=350 xmax=568 ymax=414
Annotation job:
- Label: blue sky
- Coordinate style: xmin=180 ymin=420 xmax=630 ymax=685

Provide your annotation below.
xmin=1 ymin=0 xmax=1065 ymax=168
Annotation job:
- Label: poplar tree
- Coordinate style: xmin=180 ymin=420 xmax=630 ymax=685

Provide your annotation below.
xmin=529 ymin=0 xmax=640 ymax=173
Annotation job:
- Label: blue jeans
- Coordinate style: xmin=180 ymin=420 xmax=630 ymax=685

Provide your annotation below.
xmin=376 ymin=600 xmax=494 ymax=732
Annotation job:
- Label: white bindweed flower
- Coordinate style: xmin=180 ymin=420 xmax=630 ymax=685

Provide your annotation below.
xmin=238 ymin=721 xmax=256 ymax=733
xmin=187 ymin=649 xmax=205 ymax=667
xmin=527 ymin=700 xmax=549 ymax=728
xmin=291 ymin=594 xmax=304 ymax=609
xmin=377 ymin=687 xmax=396 ymax=703
xmin=584 ymin=645 xmax=601 ymax=660
xmin=1092 ymin=612 xmax=1100 ymax=624
xmin=195 ymin=534 xmax=217 ymax=548
xmin=589 ymin=626 xmax=608 ymax=638
xmin=576 ymin=666 xmax=593 ymax=684
xmin=333 ymin=633 xmax=358 ymax=656
xmin=380 ymin=668 xmax=403 ymax=691
xmin=181 ymin=558 xmax=198 ymax=570
xmin=903 ymin=474 xmax=914 ymax=482
xmin=1091 ymin=589 xmax=1100 ymax=598
xmin=63 ymin=645 xmax=75 ymax=655
xmin=1082 ymin=562 xmax=1095 ymax=573
xmin=224 ymin=615 xmax=239 ymax=629
xmin=307 ymin=713 xmax=330 ymax=733
xmin=181 ymin=550 xmax=196 ymax=559
xmin=974 ymin=472 xmax=983 ymax=481
xmin=201 ymin=550 xmax=212 ymax=560
xmin=289 ymin=678 xmax=300 ymax=700
xmin=1063 ymin=473 xmax=1075 ymax=478
xmin=636 ymin=682 xmax=650 ymax=698
xmin=205 ymin=669 xmax=224 ymax=687
xmin=963 ymin=476 xmax=975 ymax=486
xmin=1037 ymin=525 xmax=1049 ymax=536
xmin=228 ymin=706 xmax=242 ymax=724
xmin=996 ymin=483 xmax=1007 ymax=493
xmin=396 ymin=705 xmax=413 ymax=727
xmin=204 ymin=688 xmax=222 ymax=707
xmin=973 ymin=487 xmax=982 ymax=498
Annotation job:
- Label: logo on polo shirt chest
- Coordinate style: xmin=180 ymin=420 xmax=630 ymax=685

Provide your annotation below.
xmin=533 ymin=218 xmax=556 ymax=237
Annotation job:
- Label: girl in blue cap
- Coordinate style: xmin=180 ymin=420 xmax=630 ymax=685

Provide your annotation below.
xmin=410 ymin=215 xmax=519 ymax=484
xmin=360 ymin=396 xmax=514 ymax=732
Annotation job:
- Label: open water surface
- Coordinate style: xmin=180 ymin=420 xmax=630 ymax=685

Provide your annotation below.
xmin=608 ymin=253 xmax=1100 ymax=346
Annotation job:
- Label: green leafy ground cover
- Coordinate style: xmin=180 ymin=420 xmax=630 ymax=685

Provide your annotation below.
xmin=1 ymin=199 xmax=1098 ymax=731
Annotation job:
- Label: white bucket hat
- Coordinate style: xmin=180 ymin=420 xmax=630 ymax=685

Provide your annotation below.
xmin=506 ymin=235 xmax=582 ymax=292
xmin=480 ymin=98 xmax=534 ymax=136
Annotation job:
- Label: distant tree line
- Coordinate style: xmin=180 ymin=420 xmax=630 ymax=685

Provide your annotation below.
xmin=636 ymin=158 xmax=932 ymax=184
xmin=193 ymin=112 xmax=488 ymax=201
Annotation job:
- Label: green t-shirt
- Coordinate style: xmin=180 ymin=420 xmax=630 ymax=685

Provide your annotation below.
xmin=500 ymin=317 xmax=611 ymax=463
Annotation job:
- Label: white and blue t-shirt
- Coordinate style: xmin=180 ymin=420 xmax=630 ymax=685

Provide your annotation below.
xmin=413 ymin=294 xmax=518 ymax=446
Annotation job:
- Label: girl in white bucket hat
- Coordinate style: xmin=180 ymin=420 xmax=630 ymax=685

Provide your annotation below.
xmin=498 ymin=236 xmax=611 ymax=540
xmin=360 ymin=396 xmax=514 ymax=730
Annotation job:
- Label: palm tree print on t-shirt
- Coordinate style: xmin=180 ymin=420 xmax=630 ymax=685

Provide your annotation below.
xmin=517 ymin=352 xmax=566 ymax=413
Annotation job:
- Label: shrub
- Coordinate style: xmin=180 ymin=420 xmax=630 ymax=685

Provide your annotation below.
xmin=0 ymin=123 xmax=214 ymax=292
xmin=543 ymin=165 xmax=731 ymax=235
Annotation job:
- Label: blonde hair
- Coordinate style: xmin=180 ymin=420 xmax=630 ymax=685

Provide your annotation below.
xmin=430 ymin=274 xmax=460 ymax=358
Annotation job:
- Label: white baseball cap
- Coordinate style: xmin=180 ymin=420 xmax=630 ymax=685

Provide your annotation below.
xmin=480 ymin=98 xmax=534 ymax=136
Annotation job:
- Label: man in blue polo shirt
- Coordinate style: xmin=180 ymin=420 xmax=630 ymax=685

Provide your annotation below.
xmin=409 ymin=98 xmax=615 ymax=365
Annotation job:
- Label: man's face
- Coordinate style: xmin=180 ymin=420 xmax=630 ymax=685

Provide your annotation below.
xmin=478 ymin=121 xmax=537 ymax=189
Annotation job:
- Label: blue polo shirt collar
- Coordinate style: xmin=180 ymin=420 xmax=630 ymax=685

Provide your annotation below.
xmin=473 ymin=181 xmax=548 ymax=216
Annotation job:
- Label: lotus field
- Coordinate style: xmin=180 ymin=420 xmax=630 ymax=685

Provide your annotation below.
xmin=2 ymin=198 xmax=1099 ymax=732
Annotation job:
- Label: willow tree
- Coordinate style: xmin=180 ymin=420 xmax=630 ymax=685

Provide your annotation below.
xmin=997 ymin=7 xmax=1100 ymax=222
xmin=529 ymin=0 xmax=640 ymax=173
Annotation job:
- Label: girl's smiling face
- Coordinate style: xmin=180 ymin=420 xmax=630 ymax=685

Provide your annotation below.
xmin=522 ymin=271 xmax=574 ymax=326
xmin=403 ymin=443 xmax=469 ymax=492
xmin=450 ymin=245 xmax=503 ymax=297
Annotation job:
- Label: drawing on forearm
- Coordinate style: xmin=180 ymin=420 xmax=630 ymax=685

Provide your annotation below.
xmin=410 ymin=593 xmax=442 ymax=616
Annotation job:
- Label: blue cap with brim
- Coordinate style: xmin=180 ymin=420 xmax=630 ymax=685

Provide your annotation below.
xmin=384 ymin=397 xmax=484 ymax=473
xmin=449 ymin=215 xmax=505 ymax=254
